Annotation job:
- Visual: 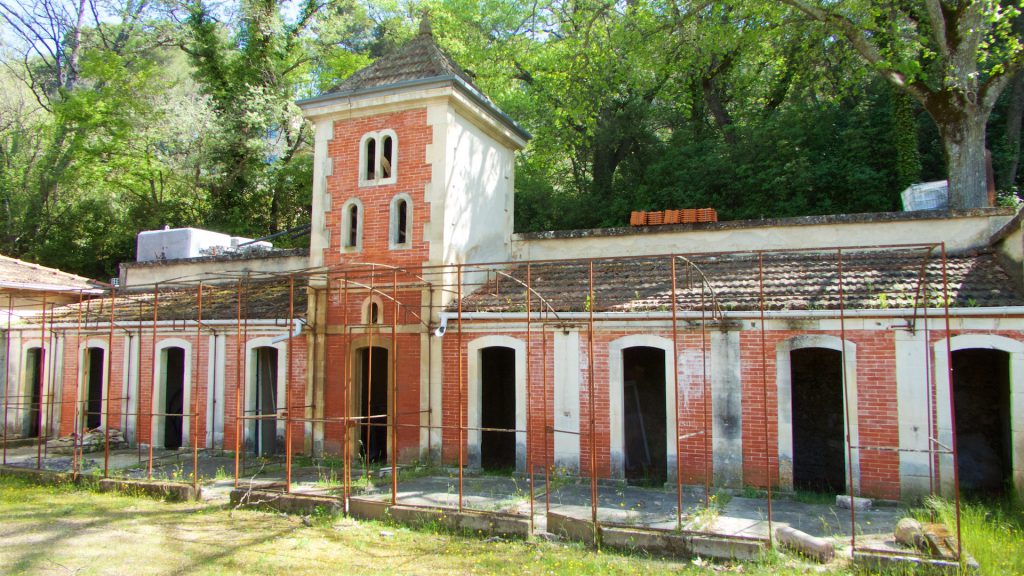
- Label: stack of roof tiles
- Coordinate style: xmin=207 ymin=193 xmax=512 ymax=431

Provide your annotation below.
xmin=630 ymin=209 xmax=718 ymax=226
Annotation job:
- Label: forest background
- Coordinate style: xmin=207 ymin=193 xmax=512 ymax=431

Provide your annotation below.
xmin=1 ymin=0 xmax=1022 ymax=280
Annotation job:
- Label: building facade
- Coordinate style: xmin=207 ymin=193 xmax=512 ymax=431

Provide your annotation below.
xmin=2 ymin=25 xmax=1023 ymax=502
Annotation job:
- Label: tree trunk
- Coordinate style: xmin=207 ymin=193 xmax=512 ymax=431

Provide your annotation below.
xmin=1003 ymin=72 xmax=1024 ymax=190
xmin=937 ymin=109 xmax=990 ymax=209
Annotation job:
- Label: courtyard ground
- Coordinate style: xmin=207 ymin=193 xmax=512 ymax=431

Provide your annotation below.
xmin=0 ymin=475 xmax=1022 ymax=575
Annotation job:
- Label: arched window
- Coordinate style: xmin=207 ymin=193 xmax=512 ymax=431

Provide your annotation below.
xmin=341 ymin=198 xmax=363 ymax=252
xmin=389 ymin=193 xmax=413 ymax=249
xmin=360 ymin=130 xmax=397 ymax=185
xmin=362 ymin=296 xmax=384 ymax=325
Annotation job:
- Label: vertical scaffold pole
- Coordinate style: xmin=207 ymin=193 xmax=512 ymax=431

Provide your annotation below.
xmin=2 ymin=296 xmax=12 ymax=466
xmin=757 ymin=253 xmax=773 ymax=548
xmin=74 ymin=291 xmax=84 ymax=476
xmin=391 ymin=270 xmax=398 ymax=504
xmin=233 ymin=280 xmax=242 ymax=487
xmin=588 ymin=261 xmax=598 ymax=538
xmin=527 ymin=263 xmax=535 ymax=532
xmin=286 ymin=275 xmax=294 ymax=493
xmin=36 ymin=292 xmax=47 ymax=469
xmin=342 ymin=274 xmax=351 ymax=508
xmin=193 ymin=283 xmax=202 ymax=493
xmin=939 ymin=244 xmax=962 ymax=560
xmin=670 ymin=257 xmax=682 ymax=530
xmin=457 ymin=264 xmax=464 ymax=512
xmin=103 ymin=288 xmax=115 ymax=477
xmin=837 ymin=249 xmax=856 ymax=550
xmin=149 ymin=286 xmax=159 ymax=479
xmin=701 ymin=284 xmax=711 ymax=507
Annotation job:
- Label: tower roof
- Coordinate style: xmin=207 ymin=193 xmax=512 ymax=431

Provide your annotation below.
xmin=326 ymin=24 xmax=480 ymax=98
xmin=299 ymin=20 xmax=529 ymax=142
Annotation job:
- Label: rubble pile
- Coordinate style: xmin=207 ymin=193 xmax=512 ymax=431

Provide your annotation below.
xmin=48 ymin=427 xmax=127 ymax=455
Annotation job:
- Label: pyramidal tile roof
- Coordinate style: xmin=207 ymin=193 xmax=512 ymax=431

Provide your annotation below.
xmin=309 ymin=18 xmax=529 ymax=141
xmin=326 ymin=19 xmax=484 ymax=100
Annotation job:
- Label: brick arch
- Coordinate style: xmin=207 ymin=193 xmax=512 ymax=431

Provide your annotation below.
xmin=933 ymin=334 xmax=1024 ymax=496
xmin=775 ymin=334 xmax=861 ymax=493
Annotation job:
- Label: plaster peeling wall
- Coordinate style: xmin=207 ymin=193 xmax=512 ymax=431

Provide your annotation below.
xmin=895 ymin=329 xmax=931 ymax=499
xmin=711 ymin=331 xmax=743 ymax=488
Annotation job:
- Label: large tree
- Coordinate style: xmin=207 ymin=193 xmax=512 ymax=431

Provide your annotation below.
xmin=775 ymin=0 xmax=1024 ymax=209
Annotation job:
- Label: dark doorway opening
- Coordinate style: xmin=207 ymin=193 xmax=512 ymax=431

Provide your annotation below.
xmin=253 ymin=347 xmax=279 ymax=456
xmin=481 ymin=346 xmax=516 ymax=471
xmin=163 ymin=347 xmax=185 ymax=450
xmin=25 ymin=348 xmax=42 ymax=438
xmin=791 ymin=348 xmax=846 ymax=493
xmin=85 ymin=348 xmax=104 ymax=429
xmin=953 ymin=349 xmax=1012 ymax=495
xmin=623 ymin=347 xmax=666 ymax=485
xmin=358 ymin=347 xmax=388 ymax=464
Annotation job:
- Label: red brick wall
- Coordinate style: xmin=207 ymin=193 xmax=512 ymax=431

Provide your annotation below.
xmin=739 ymin=329 xmax=902 ymax=499
xmin=323 ymin=108 xmax=432 ymax=268
xmin=54 ymin=331 xmax=306 ymax=454
xmin=320 ymin=331 xmax=421 ymax=462
xmin=317 ymin=107 xmax=434 ymax=463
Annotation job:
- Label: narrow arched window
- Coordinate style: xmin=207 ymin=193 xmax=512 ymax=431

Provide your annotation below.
xmin=348 ymin=204 xmax=359 ymax=247
xmin=396 ymin=199 xmax=407 ymax=244
xmin=362 ymin=296 xmax=383 ymax=325
xmin=381 ymin=135 xmax=393 ymax=179
xmin=389 ymin=193 xmax=413 ymax=249
xmin=341 ymin=199 xmax=363 ymax=251
xmin=365 ymin=138 xmax=377 ymax=180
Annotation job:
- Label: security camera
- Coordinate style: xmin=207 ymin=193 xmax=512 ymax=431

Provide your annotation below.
xmin=434 ymin=316 xmax=449 ymax=337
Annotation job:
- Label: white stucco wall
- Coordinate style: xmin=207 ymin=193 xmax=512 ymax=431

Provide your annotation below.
xmin=120 ymin=253 xmax=309 ymax=287
xmin=442 ymin=108 xmax=516 ymax=268
xmin=512 ymin=210 xmax=1013 ymax=261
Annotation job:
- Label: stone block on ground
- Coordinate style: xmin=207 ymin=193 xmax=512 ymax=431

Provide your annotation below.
xmin=836 ymin=495 xmax=872 ymax=510
xmin=775 ymin=525 xmax=835 ymax=563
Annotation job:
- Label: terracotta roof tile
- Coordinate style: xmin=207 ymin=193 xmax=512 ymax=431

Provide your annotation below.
xmin=326 ymin=28 xmax=485 ymax=100
xmin=0 ymin=254 xmax=104 ymax=292
xmin=33 ymin=279 xmax=306 ymax=325
xmin=458 ymin=250 xmax=1024 ymax=313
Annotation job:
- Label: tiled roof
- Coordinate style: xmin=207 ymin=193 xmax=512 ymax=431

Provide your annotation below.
xmin=0 ymin=254 xmax=104 ymax=292
xmin=458 ymin=250 xmax=1024 ymax=313
xmin=32 ymin=278 xmax=306 ymax=325
xmin=326 ymin=24 xmax=483 ymax=99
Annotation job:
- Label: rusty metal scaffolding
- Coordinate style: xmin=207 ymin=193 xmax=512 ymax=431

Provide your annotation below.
xmin=0 ymin=242 xmax=979 ymax=560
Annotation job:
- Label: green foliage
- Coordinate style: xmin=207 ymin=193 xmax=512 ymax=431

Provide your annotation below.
xmin=2 ymin=0 xmax=1023 ymax=277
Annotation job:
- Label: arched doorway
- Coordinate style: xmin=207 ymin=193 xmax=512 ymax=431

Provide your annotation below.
xmin=83 ymin=347 xmax=105 ymax=430
xmin=952 ymin=349 xmax=1012 ymax=495
xmin=790 ymin=348 xmax=846 ymax=493
xmin=162 ymin=347 xmax=185 ymax=450
xmin=480 ymin=346 xmax=516 ymax=471
xmin=251 ymin=346 xmax=279 ymax=456
xmin=355 ymin=346 xmax=388 ymax=464
xmin=622 ymin=346 xmax=667 ymax=485
xmin=24 ymin=348 xmax=42 ymax=437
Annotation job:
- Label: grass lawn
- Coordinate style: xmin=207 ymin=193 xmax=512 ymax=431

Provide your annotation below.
xmin=0 ymin=476 xmax=1020 ymax=575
